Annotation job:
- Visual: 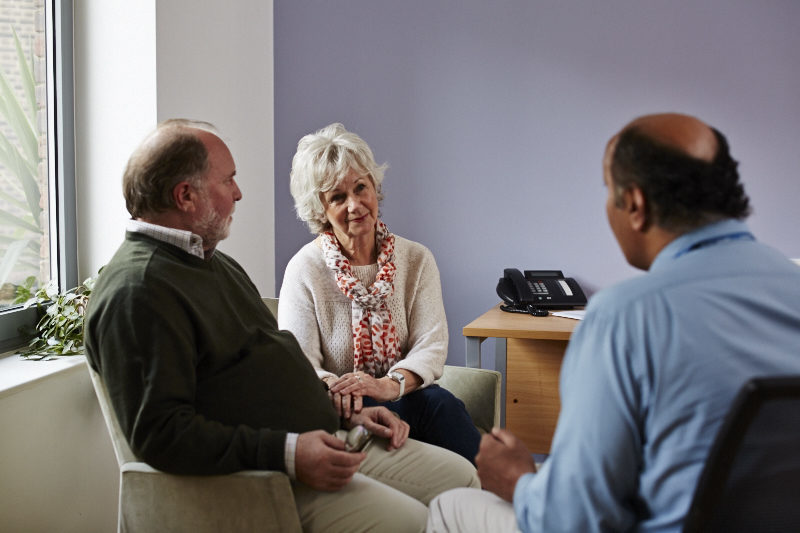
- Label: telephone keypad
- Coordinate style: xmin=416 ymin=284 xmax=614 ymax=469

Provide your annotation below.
xmin=527 ymin=281 xmax=549 ymax=295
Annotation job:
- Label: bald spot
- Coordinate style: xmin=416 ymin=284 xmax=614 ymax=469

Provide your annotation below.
xmin=624 ymin=113 xmax=717 ymax=162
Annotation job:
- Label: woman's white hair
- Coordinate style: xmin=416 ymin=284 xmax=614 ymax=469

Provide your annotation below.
xmin=290 ymin=123 xmax=387 ymax=234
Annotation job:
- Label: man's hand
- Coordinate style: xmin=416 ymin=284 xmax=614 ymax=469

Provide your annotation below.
xmin=476 ymin=428 xmax=537 ymax=502
xmin=295 ymin=430 xmax=365 ymax=491
xmin=345 ymin=406 xmax=410 ymax=451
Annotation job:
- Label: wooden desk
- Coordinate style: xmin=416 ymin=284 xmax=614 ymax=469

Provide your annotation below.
xmin=463 ymin=305 xmax=579 ymax=453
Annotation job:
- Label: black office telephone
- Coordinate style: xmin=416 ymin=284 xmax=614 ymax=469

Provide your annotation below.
xmin=497 ymin=268 xmax=587 ymax=316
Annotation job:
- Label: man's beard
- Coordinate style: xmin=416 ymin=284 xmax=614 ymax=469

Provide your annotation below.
xmin=195 ymin=205 xmax=233 ymax=251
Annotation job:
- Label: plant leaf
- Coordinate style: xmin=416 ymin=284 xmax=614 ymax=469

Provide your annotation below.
xmin=12 ymin=28 xmax=36 ymax=122
xmin=0 ymin=185 xmax=31 ymax=211
xmin=0 ymin=56 xmax=38 ymax=165
xmin=0 ymin=130 xmax=41 ymax=225
xmin=0 ymin=207 xmax=40 ymax=233
xmin=0 ymin=239 xmax=30 ymax=286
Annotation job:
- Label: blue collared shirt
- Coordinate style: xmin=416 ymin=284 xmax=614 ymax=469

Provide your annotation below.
xmin=514 ymin=219 xmax=800 ymax=532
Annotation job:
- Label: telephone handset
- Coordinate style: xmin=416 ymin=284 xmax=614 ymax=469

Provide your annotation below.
xmin=496 ymin=268 xmax=587 ymax=316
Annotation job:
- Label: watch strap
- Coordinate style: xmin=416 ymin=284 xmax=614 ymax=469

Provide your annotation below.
xmin=389 ymin=371 xmax=405 ymax=402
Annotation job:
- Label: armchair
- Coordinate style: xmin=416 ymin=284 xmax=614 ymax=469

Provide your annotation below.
xmin=88 ymin=365 xmax=302 ymax=533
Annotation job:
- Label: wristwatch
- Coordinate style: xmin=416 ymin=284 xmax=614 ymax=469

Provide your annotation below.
xmin=389 ymin=371 xmax=405 ymax=402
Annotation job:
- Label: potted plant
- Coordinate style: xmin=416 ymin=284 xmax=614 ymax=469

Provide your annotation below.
xmin=13 ymin=274 xmax=97 ymax=360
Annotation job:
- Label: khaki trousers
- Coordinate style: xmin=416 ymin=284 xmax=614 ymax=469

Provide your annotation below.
xmin=292 ymin=431 xmax=480 ymax=533
xmin=427 ymin=487 xmax=520 ymax=533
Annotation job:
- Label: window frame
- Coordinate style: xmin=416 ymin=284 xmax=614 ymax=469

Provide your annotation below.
xmin=0 ymin=0 xmax=76 ymax=352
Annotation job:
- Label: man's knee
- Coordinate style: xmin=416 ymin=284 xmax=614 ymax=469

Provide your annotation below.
xmin=427 ymin=488 xmax=473 ymax=533
xmin=427 ymin=488 xmax=517 ymax=533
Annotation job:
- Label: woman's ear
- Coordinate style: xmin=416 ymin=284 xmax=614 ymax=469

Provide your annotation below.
xmin=173 ymin=181 xmax=198 ymax=213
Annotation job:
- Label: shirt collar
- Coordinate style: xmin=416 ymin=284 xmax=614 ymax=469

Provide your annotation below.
xmin=126 ymin=219 xmax=207 ymax=259
xmin=650 ymin=219 xmax=753 ymax=272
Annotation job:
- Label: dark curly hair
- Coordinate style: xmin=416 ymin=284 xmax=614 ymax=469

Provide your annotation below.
xmin=610 ymin=126 xmax=751 ymax=232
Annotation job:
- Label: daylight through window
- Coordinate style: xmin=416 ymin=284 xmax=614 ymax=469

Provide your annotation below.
xmin=0 ymin=0 xmax=50 ymax=309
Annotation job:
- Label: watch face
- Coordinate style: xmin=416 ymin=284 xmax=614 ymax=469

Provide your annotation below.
xmin=391 ymin=371 xmax=404 ymax=382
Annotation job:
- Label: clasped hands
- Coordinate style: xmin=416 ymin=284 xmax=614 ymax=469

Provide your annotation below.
xmin=295 ymin=406 xmax=409 ymax=491
xmin=325 ymin=371 xmax=400 ymax=418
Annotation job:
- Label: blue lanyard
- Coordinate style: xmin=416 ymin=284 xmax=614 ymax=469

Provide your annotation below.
xmin=674 ymin=231 xmax=754 ymax=259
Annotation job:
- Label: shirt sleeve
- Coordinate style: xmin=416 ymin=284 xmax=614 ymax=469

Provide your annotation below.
xmin=390 ymin=246 xmax=448 ymax=386
xmin=284 ymin=432 xmax=299 ymax=479
xmin=513 ymin=307 xmax=645 ymax=532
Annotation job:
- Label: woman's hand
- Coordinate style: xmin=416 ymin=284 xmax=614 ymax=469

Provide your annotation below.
xmin=328 ymin=371 xmax=403 ymax=418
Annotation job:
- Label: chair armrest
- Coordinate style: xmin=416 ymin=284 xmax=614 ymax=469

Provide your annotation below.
xmin=120 ymin=465 xmax=301 ymax=533
xmin=437 ymin=365 xmax=501 ymax=433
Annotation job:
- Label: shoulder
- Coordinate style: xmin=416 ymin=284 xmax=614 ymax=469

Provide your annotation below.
xmin=288 ymin=240 xmax=323 ymax=264
xmin=586 ymin=273 xmax=656 ymax=316
xmin=578 ymin=269 xmax=685 ymax=345
xmin=393 ymin=235 xmax=436 ymax=265
xmin=93 ymin=236 xmax=203 ymax=299
xmin=282 ymin=240 xmax=333 ymax=292
xmin=213 ymin=249 xmax=248 ymax=275
xmin=285 ymin=241 xmax=325 ymax=273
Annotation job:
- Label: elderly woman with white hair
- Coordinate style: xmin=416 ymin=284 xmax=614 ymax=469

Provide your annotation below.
xmin=278 ymin=123 xmax=480 ymax=464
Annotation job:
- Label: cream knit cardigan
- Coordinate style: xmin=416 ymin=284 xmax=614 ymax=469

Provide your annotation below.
xmin=278 ymin=235 xmax=448 ymax=387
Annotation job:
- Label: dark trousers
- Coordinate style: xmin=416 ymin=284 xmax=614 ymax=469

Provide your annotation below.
xmin=364 ymin=384 xmax=481 ymax=465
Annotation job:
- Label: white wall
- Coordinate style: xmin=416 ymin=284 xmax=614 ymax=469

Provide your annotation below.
xmin=75 ymin=1 xmax=276 ymax=296
xmin=0 ymin=361 xmax=118 ymax=532
xmin=74 ymin=0 xmax=158 ymax=279
xmin=156 ymin=1 xmax=275 ymax=295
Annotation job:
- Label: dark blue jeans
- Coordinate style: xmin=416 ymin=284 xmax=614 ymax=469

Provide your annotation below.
xmin=363 ymin=384 xmax=481 ymax=465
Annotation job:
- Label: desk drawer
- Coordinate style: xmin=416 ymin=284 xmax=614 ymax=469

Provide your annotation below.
xmin=505 ymin=338 xmax=566 ymax=454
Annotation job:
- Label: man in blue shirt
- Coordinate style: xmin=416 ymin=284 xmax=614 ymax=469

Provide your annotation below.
xmin=427 ymin=113 xmax=800 ymax=532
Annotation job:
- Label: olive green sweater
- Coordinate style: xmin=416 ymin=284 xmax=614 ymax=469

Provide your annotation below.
xmin=85 ymin=232 xmax=338 ymax=475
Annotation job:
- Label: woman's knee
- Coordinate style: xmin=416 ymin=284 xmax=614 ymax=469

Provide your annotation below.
xmin=410 ymin=385 xmax=463 ymax=411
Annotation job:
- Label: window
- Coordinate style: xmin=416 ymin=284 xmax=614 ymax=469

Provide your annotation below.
xmin=0 ymin=0 xmax=75 ymax=351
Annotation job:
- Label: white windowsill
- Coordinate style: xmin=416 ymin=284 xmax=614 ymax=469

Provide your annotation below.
xmin=0 ymin=351 xmax=87 ymax=399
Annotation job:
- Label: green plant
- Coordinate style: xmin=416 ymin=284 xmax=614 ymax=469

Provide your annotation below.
xmin=0 ymin=27 xmax=45 ymax=297
xmin=13 ymin=274 xmax=97 ymax=360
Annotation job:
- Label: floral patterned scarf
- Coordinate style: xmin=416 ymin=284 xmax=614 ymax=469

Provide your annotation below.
xmin=321 ymin=220 xmax=399 ymax=376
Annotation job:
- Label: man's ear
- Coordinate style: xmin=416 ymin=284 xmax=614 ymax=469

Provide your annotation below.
xmin=172 ymin=181 xmax=198 ymax=213
xmin=627 ymin=186 xmax=649 ymax=232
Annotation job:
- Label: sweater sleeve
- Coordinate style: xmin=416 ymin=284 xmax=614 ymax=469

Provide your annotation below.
xmin=390 ymin=244 xmax=448 ymax=386
xmin=278 ymin=245 xmax=337 ymax=381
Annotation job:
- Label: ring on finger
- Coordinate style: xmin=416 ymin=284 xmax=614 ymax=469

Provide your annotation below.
xmin=355 ymin=374 xmax=362 ymax=382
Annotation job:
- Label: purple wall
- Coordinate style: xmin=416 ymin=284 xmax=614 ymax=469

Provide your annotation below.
xmin=274 ymin=0 xmax=800 ymax=366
